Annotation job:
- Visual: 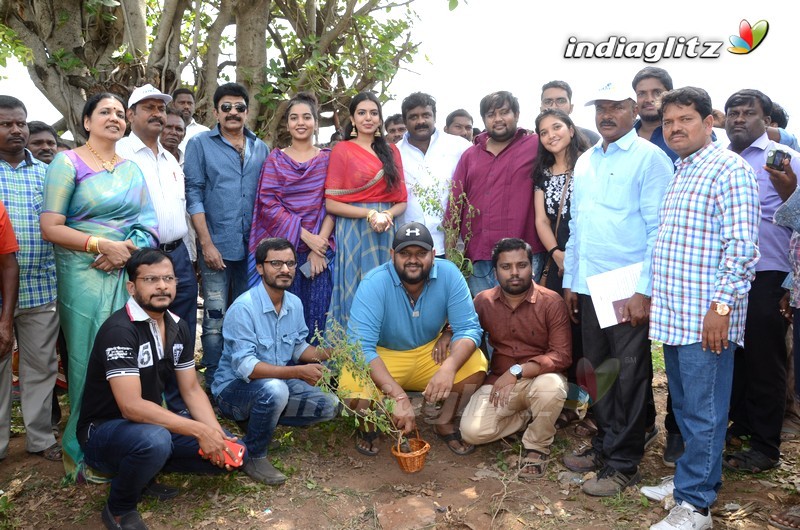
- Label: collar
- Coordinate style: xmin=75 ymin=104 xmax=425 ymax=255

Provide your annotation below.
xmin=255 ymin=282 xmax=287 ymax=316
xmin=387 ymin=258 xmax=440 ymax=287
xmin=125 ymin=296 xmax=180 ymax=323
xmin=677 ymin=140 xmax=718 ymax=167
xmin=127 ymin=131 xmax=166 ymax=158
xmin=0 ymin=149 xmax=39 ymax=169
xmin=594 ymin=127 xmax=638 ymax=152
xmin=746 ymin=131 xmax=771 ymax=152
xmin=211 ymin=124 xmax=256 ymax=142
xmin=493 ymin=282 xmax=538 ymax=305
xmin=475 ymin=127 xmax=527 ymax=151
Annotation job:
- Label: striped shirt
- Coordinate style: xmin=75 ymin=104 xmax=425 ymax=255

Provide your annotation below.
xmin=650 ymin=142 xmax=760 ymax=346
xmin=0 ymin=150 xmax=57 ymax=308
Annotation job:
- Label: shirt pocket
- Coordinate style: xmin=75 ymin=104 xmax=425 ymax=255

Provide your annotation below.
xmin=257 ymin=336 xmax=277 ymax=364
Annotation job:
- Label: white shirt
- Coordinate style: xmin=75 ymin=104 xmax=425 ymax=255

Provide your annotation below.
xmin=179 ymin=118 xmax=210 ymax=152
xmin=397 ymin=129 xmax=471 ymax=252
xmin=118 ymin=132 xmax=189 ymax=243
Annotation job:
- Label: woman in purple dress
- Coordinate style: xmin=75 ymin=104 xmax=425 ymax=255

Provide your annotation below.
xmin=248 ymin=92 xmax=333 ymax=340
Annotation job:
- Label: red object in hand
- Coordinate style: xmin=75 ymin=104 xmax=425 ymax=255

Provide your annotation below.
xmin=199 ymin=439 xmax=245 ymax=467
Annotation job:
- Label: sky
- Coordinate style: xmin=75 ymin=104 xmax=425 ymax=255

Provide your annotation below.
xmin=1 ymin=0 xmax=796 ymax=138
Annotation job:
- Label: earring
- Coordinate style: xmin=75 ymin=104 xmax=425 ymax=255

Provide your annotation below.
xmin=350 ymin=127 xmax=358 ymax=138
xmin=374 ymin=129 xmax=382 ymax=138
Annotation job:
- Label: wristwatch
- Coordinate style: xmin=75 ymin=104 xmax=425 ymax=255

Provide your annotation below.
xmin=712 ymin=302 xmax=730 ymax=316
xmin=509 ymin=364 xmax=523 ymax=380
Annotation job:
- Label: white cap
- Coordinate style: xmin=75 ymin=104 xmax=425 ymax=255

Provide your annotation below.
xmin=584 ymin=82 xmax=635 ymax=106
xmin=128 ymin=84 xmax=172 ymax=107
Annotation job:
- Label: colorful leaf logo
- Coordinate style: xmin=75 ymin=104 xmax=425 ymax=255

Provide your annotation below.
xmin=728 ymin=19 xmax=769 ymax=54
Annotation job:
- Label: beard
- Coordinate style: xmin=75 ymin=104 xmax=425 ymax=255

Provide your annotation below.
xmin=500 ymin=275 xmax=532 ymax=296
xmin=394 ymin=262 xmax=432 ymax=285
xmin=136 ymin=293 xmax=173 ymax=313
xmin=487 ymin=124 xmax=516 ymax=142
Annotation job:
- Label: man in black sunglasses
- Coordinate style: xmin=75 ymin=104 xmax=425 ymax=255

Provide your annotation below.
xmin=211 ymin=238 xmax=339 ymax=485
xmin=184 ymin=83 xmax=269 ymax=392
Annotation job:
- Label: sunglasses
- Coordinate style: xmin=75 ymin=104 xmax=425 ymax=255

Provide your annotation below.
xmin=219 ymin=102 xmax=247 ymax=113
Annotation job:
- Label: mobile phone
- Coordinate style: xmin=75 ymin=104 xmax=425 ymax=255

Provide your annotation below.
xmin=766 ymin=149 xmax=792 ymax=170
xmin=299 ymin=257 xmax=329 ymax=278
xmin=199 ymin=439 xmax=245 ymax=467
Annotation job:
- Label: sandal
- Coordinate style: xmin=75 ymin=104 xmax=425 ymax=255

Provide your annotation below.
xmin=572 ymin=417 xmax=598 ymax=438
xmin=31 ymin=442 xmax=62 ymax=462
xmin=435 ymin=428 xmax=475 ymax=456
xmin=555 ymin=409 xmax=580 ymax=430
xmin=355 ymin=430 xmax=380 ymax=457
xmin=519 ymin=449 xmax=549 ymax=480
xmin=722 ymin=448 xmax=779 ymax=473
xmin=771 ymin=504 xmax=800 ymax=530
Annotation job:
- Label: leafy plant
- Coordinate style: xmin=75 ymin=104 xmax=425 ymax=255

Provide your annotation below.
xmin=442 ymin=188 xmax=480 ymax=279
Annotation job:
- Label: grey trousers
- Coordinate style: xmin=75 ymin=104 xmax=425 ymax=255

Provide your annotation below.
xmin=0 ymin=300 xmax=59 ymax=457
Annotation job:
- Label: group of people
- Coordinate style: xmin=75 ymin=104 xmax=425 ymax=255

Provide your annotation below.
xmin=1 ymin=63 xmax=800 ymax=530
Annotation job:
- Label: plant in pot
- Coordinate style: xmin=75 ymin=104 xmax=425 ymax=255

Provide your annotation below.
xmin=314 ymin=323 xmax=430 ymax=473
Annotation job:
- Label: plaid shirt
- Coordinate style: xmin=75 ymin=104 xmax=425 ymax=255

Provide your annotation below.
xmin=0 ymin=150 xmax=57 ymax=309
xmin=650 ymin=142 xmax=760 ymax=347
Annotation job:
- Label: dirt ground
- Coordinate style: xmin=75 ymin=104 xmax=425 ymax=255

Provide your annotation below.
xmin=1 ymin=372 xmax=798 ymax=529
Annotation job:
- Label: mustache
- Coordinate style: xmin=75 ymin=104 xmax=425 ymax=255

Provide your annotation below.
xmin=599 ymin=120 xmax=616 ymax=128
xmin=414 ymin=124 xmax=429 ymax=131
xmin=148 ymin=117 xmax=164 ymax=125
xmin=226 ymin=115 xmax=243 ymax=122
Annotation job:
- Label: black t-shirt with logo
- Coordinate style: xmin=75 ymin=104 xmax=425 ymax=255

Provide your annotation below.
xmin=77 ymin=303 xmax=195 ymax=443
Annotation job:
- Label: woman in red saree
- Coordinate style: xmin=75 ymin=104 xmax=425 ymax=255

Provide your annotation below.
xmin=325 ymin=92 xmax=407 ymax=328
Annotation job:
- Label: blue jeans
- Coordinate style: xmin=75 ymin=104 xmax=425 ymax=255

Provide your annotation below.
xmin=466 ymin=252 xmax=545 ymax=298
xmin=214 ymin=378 xmax=339 ymax=459
xmin=198 ymin=254 xmax=249 ymax=388
xmin=664 ymin=342 xmax=736 ymax=509
xmin=81 ymin=413 xmax=229 ymax=515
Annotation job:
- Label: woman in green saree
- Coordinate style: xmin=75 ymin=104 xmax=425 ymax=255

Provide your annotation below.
xmin=40 ymin=93 xmax=159 ymax=481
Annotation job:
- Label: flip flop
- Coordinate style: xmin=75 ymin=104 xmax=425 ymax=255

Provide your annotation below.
xmin=355 ymin=430 xmax=380 ymax=457
xmin=771 ymin=505 xmax=800 ymax=530
xmin=519 ymin=449 xmax=549 ymax=480
xmin=435 ymin=428 xmax=475 ymax=456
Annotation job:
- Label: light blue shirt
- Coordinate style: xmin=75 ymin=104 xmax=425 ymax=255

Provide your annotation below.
xmin=348 ymin=258 xmax=483 ymax=364
xmin=212 ymin=283 xmax=310 ymax=395
xmin=563 ymin=128 xmax=673 ymax=296
xmin=184 ymin=125 xmax=268 ymax=261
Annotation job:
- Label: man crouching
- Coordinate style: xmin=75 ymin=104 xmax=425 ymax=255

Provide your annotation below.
xmin=78 ymin=249 xmax=237 ymax=530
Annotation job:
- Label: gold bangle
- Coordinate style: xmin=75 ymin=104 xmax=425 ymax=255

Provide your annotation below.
xmin=366 ymin=209 xmax=378 ymax=221
xmin=381 ymin=210 xmax=393 ymax=221
xmin=86 ymin=236 xmax=100 ymax=254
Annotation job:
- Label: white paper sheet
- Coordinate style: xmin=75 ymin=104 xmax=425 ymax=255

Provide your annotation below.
xmin=585 ymin=262 xmax=643 ymax=329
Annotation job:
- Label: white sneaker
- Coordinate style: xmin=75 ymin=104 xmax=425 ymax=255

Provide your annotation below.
xmin=641 ymin=475 xmax=675 ymax=501
xmin=650 ymin=501 xmax=712 ymax=530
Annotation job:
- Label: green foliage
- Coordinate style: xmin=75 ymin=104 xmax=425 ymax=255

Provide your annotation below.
xmin=442 ymin=188 xmax=480 ymax=279
xmin=47 ymin=49 xmax=84 ymax=72
xmin=0 ymin=24 xmax=33 ymax=73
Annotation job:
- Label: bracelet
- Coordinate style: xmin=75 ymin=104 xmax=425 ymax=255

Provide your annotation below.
xmin=84 ymin=235 xmax=92 ymax=252
xmin=86 ymin=236 xmax=101 ymax=254
xmin=381 ymin=210 xmax=394 ymax=222
xmin=366 ymin=209 xmax=378 ymax=221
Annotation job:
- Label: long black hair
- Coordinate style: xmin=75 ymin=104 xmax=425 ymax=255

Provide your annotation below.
xmin=532 ymin=108 xmax=589 ymax=187
xmin=343 ymin=92 xmax=400 ymax=190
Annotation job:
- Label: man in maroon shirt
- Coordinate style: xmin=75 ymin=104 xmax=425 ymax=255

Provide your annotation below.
xmin=460 ymin=238 xmax=570 ymax=478
xmin=449 ymin=91 xmax=545 ymax=297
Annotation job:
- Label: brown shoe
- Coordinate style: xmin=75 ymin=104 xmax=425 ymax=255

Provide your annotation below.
xmin=582 ymin=466 xmax=640 ymax=497
xmin=563 ymin=445 xmax=603 ymax=473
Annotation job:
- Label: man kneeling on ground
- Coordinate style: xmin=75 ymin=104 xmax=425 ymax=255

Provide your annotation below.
xmin=212 ymin=238 xmax=340 ymax=485
xmin=78 ymin=249 xmax=237 ymax=530
xmin=461 ymin=238 xmax=571 ymax=478
xmin=342 ymin=222 xmax=488 ymax=456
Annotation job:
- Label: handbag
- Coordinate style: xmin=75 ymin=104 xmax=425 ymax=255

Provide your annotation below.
xmin=538 ymin=170 xmax=572 ymax=287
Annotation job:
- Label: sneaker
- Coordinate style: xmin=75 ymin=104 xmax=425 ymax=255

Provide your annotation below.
xmin=663 ymin=433 xmax=685 ymax=467
xmin=101 ymin=504 xmax=148 ymax=530
xmin=641 ymin=475 xmax=675 ymax=501
xmin=582 ymin=465 xmax=641 ymax=497
xmin=650 ymin=501 xmax=712 ymax=530
xmin=242 ymin=457 xmax=287 ymax=485
xmin=645 ymin=425 xmax=660 ymax=450
xmin=563 ymin=445 xmax=604 ymax=473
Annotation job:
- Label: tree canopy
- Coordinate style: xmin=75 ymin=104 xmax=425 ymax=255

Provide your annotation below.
xmin=0 ymin=0 xmax=443 ymax=145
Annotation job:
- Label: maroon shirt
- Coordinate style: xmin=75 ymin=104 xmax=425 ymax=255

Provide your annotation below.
xmin=449 ymin=129 xmax=544 ymax=261
xmin=474 ymin=283 xmax=571 ymax=384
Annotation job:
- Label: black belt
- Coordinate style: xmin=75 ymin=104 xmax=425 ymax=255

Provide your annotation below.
xmin=159 ymin=239 xmax=182 ymax=252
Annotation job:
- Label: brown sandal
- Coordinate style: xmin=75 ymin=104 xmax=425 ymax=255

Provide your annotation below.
xmin=572 ymin=417 xmax=598 ymax=438
xmin=519 ymin=449 xmax=549 ymax=479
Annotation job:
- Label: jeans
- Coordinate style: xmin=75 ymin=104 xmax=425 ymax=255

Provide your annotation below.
xmin=214 ymin=378 xmax=339 ymax=459
xmin=198 ymin=253 xmax=249 ymax=388
xmin=81 ymin=412 xmax=228 ymax=515
xmin=466 ymin=252 xmax=545 ymax=298
xmin=665 ymin=342 xmax=735 ymax=509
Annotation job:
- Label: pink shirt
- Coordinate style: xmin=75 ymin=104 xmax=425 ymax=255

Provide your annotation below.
xmin=449 ymin=129 xmax=544 ymax=260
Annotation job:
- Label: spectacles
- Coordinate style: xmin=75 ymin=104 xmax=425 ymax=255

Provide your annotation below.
xmin=265 ymin=260 xmax=297 ymax=270
xmin=542 ymin=97 xmax=569 ymax=107
xmin=219 ymin=102 xmax=247 ymax=113
xmin=137 ymin=275 xmax=178 ymax=284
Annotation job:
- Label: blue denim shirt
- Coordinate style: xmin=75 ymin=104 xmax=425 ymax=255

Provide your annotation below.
xmin=347 ymin=258 xmax=483 ymax=364
xmin=184 ymin=125 xmax=269 ymax=261
xmin=212 ymin=283 xmax=309 ymax=395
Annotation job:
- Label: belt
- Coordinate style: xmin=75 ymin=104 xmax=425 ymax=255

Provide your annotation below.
xmin=159 ymin=239 xmax=182 ymax=252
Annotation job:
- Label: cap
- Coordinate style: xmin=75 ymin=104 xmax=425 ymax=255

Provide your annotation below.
xmin=393 ymin=222 xmax=434 ymax=252
xmin=584 ymin=82 xmax=635 ymax=106
xmin=129 ymin=84 xmax=172 ymax=107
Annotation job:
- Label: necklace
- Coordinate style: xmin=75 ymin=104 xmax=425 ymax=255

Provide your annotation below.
xmin=85 ymin=142 xmax=118 ymax=173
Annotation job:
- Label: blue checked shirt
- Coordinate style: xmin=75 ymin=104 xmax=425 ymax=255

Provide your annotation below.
xmin=650 ymin=142 xmax=760 ymax=347
xmin=0 ymin=150 xmax=57 ymax=308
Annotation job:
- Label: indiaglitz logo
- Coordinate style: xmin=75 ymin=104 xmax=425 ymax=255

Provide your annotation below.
xmin=727 ymin=19 xmax=769 ymax=55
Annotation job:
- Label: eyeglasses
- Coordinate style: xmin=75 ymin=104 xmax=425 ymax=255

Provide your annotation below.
xmin=136 ymin=275 xmax=178 ymax=284
xmin=219 ymin=102 xmax=247 ymax=113
xmin=265 ymin=260 xmax=297 ymax=270
xmin=542 ymin=97 xmax=569 ymax=107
